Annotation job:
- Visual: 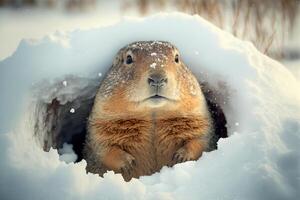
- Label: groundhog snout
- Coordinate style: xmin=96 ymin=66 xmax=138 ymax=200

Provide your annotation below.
xmin=147 ymin=73 xmax=168 ymax=88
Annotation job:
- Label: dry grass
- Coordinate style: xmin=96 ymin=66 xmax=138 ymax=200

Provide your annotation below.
xmin=1 ymin=0 xmax=298 ymax=58
xmin=124 ymin=0 xmax=300 ymax=59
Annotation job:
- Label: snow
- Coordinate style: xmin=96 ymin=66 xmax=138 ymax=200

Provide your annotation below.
xmin=150 ymin=63 xmax=157 ymax=69
xmin=58 ymin=143 xmax=78 ymax=163
xmin=0 ymin=1 xmax=123 ymax=60
xmin=63 ymin=80 xmax=68 ymax=86
xmin=0 ymin=13 xmax=300 ymax=200
xmin=283 ymin=59 xmax=300 ymax=81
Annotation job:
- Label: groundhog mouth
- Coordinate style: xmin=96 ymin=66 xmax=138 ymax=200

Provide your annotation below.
xmin=143 ymin=94 xmax=173 ymax=103
xmin=149 ymin=94 xmax=166 ymax=99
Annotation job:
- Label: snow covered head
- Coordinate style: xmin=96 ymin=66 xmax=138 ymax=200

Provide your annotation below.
xmin=94 ymin=41 xmax=206 ymax=116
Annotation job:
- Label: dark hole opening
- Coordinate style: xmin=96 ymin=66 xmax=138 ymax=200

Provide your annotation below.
xmin=201 ymin=82 xmax=228 ymax=150
xmin=34 ymin=78 xmax=228 ymax=162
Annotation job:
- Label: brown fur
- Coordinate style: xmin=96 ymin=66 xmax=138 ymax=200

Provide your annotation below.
xmin=83 ymin=41 xmax=213 ymax=181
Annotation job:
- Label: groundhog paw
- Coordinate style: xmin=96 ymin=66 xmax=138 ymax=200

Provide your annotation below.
xmin=172 ymin=148 xmax=194 ymax=163
xmin=119 ymin=153 xmax=136 ymax=175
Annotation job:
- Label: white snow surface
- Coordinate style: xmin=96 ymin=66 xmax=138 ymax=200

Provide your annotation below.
xmin=0 ymin=13 xmax=300 ymax=200
xmin=58 ymin=143 xmax=78 ymax=164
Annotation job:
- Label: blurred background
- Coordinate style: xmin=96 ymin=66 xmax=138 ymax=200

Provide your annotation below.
xmin=0 ymin=0 xmax=300 ymax=68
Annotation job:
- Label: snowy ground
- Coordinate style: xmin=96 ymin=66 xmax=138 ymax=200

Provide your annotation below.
xmin=0 ymin=13 xmax=300 ymax=200
xmin=0 ymin=1 xmax=125 ymax=60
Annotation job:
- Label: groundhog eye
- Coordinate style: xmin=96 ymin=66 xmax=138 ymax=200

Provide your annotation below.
xmin=175 ymin=54 xmax=179 ymax=63
xmin=126 ymin=55 xmax=133 ymax=65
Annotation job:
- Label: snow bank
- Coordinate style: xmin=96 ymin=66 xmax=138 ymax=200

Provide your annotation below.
xmin=0 ymin=13 xmax=299 ymax=200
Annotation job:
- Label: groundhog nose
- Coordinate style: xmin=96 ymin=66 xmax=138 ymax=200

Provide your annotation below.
xmin=148 ymin=73 xmax=168 ymax=87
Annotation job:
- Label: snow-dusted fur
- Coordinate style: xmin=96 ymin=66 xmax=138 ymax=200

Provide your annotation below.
xmin=84 ymin=41 xmax=213 ymax=181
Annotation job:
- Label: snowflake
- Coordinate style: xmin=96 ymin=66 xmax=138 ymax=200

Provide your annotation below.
xmin=150 ymin=63 xmax=157 ymax=69
xmin=62 ymin=80 xmax=67 ymax=86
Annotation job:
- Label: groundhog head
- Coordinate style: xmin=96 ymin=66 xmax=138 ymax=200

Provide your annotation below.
xmin=96 ymin=41 xmax=203 ymax=117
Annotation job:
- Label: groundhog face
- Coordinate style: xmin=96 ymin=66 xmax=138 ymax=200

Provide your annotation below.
xmin=121 ymin=41 xmax=182 ymax=108
xmin=99 ymin=41 xmax=202 ymax=114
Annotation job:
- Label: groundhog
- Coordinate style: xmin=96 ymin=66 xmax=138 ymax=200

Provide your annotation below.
xmin=83 ymin=41 xmax=214 ymax=181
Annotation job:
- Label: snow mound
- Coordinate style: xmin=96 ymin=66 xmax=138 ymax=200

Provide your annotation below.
xmin=0 ymin=13 xmax=300 ymax=200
